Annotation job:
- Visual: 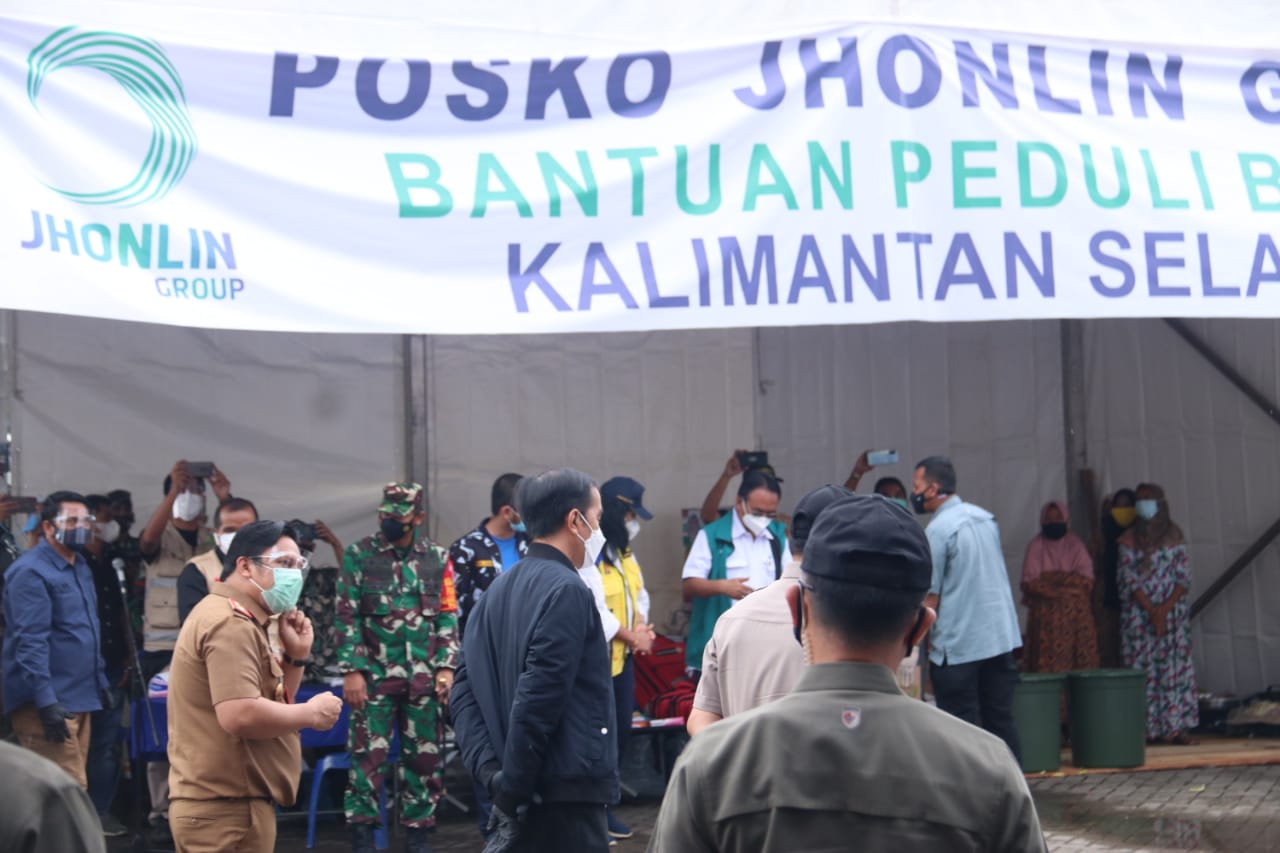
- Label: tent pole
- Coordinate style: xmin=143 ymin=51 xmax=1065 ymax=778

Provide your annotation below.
xmin=1060 ymin=319 xmax=1089 ymax=536
xmin=752 ymin=327 xmax=766 ymax=450
xmin=402 ymin=333 xmax=430 ymax=503
xmin=1163 ymin=318 xmax=1280 ymax=429
xmin=0 ymin=310 xmax=15 ymax=491
xmin=1191 ymin=517 xmax=1280 ymax=618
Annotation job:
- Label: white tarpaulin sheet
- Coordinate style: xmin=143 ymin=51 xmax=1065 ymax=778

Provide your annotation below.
xmin=3 ymin=1 xmax=1280 ymax=333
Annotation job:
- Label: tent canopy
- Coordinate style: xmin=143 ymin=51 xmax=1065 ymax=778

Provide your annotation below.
xmin=2 ymin=2 xmax=1277 ymax=695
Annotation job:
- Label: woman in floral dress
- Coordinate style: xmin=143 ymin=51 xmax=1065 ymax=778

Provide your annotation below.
xmin=1118 ymin=483 xmax=1199 ymax=744
xmin=1021 ymin=500 xmax=1099 ymax=673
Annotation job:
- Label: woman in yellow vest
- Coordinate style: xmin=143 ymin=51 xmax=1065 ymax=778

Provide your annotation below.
xmin=597 ymin=476 xmax=656 ymax=842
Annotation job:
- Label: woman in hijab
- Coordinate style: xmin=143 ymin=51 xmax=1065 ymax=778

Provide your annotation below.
xmin=1021 ymin=501 xmax=1099 ymax=673
xmin=1118 ymin=483 xmax=1199 ymax=744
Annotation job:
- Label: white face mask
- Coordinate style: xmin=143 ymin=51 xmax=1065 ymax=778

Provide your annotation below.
xmin=740 ymin=509 xmax=770 ymax=537
xmin=173 ymin=491 xmax=204 ymax=522
xmin=625 ymin=519 xmax=642 ymax=542
xmin=574 ymin=511 xmax=607 ymax=569
xmin=96 ymin=520 xmax=121 ymax=544
xmin=1135 ymin=499 xmax=1159 ymax=521
xmin=216 ymin=531 xmax=237 ymax=553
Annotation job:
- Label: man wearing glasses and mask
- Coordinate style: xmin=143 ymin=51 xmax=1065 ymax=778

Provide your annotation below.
xmin=650 ymin=495 xmax=1046 ymax=853
xmin=2 ymin=490 xmax=109 ymax=788
xmin=336 ymin=483 xmax=460 ymax=853
xmin=167 ymin=520 xmax=342 ymax=853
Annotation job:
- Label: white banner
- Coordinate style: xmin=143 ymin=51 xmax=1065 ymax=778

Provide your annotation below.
xmin=2 ymin=10 xmax=1280 ymax=334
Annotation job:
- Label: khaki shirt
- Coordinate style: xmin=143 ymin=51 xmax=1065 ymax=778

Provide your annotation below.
xmin=167 ymin=584 xmax=301 ymax=806
xmin=650 ymin=662 xmax=1047 ymax=853
xmin=188 ymin=550 xmax=281 ymax=652
xmin=693 ymin=559 xmax=804 ymax=718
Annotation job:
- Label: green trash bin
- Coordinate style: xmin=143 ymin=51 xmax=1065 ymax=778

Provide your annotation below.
xmin=1067 ymin=669 xmax=1147 ymax=768
xmin=1012 ymin=672 xmax=1065 ymax=773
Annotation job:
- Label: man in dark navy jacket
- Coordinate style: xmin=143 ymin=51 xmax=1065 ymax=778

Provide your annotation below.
xmin=451 ymin=468 xmax=618 ymax=853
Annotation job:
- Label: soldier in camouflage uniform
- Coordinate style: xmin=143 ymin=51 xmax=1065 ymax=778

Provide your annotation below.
xmin=336 ymin=483 xmax=459 ymax=853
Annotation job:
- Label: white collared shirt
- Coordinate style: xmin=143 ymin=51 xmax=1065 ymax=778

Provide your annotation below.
xmin=681 ymin=511 xmax=787 ymax=599
xmin=579 ymin=562 xmax=620 ymax=641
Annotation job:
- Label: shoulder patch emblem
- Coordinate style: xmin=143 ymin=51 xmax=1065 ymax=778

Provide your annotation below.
xmin=440 ymin=560 xmax=459 ymax=613
xmin=841 ymin=706 xmax=862 ymax=730
xmin=228 ymin=597 xmax=256 ymax=622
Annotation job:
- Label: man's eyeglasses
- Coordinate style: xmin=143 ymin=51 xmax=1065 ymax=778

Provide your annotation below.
xmin=252 ymin=553 xmax=310 ymax=571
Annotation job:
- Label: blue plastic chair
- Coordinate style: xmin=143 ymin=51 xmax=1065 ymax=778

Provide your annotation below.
xmin=304 ymin=737 xmax=398 ymax=849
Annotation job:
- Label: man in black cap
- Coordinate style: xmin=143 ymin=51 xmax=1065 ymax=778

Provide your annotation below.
xmin=686 ymin=484 xmax=852 ymax=736
xmin=649 ymin=495 xmax=1046 ymax=853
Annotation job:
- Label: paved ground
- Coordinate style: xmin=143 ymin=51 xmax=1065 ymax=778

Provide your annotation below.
xmin=110 ymin=764 xmax=1280 ymax=852
xmin=1031 ymin=764 xmax=1280 ymax=852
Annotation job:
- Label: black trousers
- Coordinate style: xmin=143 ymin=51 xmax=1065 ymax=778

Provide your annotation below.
xmin=513 ymin=802 xmax=609 ymax=853
xmin=930 ymin=651 xmax=1022 ymax=761
xmin=612 ymin=655 xmax=634 ymax=792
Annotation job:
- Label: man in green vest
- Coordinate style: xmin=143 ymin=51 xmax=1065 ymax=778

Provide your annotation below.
xmin=681 ymin=469 xmax=787 ymax=673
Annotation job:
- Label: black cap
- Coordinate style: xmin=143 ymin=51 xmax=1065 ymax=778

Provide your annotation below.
xmin=802 ymin=494 xmax=932 ymax=593
xmin=791 ymin=484 xmax=855 ymax=552
xmin=601 ymin=476 xmax=653 ymax=520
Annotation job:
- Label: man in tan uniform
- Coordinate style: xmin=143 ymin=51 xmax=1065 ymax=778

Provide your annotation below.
xmin=650 ymin=495 xmax=1047 ymax=853
xmin=167 ymin=519 xmax=342 ymax=853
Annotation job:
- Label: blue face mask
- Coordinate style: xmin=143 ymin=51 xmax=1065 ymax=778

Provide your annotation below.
xmin=1135 ymin=499 xmax=1159 ymax=521
xmin=251 ymin=567 xmax=304 ymax=614
xmin=511 ymin=520 xmax=527 ymax=534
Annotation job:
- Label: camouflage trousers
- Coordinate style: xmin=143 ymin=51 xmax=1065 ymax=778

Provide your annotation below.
xmin=345 ymin=691 xmax=445 ymax=828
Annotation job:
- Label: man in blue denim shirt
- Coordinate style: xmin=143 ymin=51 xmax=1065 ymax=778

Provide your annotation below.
xmin=911 ymin=457 xmax=1023 ymax=760
xmin=2 ymin=490 xmax=109 ymax=787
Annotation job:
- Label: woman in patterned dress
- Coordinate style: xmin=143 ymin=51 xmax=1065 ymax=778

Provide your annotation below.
xmin=1118 ymin=483 xmax=1199 ymax=744
xmin=1020 ymin=500 xmax=1099 ymax=673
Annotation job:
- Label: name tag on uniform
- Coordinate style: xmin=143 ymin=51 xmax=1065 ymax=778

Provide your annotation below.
xmin=475 ymin=560 xmax=494 ymax=568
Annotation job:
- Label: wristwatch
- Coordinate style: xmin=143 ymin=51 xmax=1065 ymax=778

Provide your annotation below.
xmin=282 ymin=652 xmax=311 ymax=668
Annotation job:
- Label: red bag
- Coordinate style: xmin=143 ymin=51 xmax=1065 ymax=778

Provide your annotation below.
xmin=633 ymin=636 xmax=688 ymax=714
xmin=652 ymin=680 xmax=696 ymax=721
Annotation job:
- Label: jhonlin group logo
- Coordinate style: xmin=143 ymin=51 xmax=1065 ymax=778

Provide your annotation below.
xmin=19 ymin=26 xmax=243 ymax=304
xmin=27 ymin=25 xmax=198 ymax=207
